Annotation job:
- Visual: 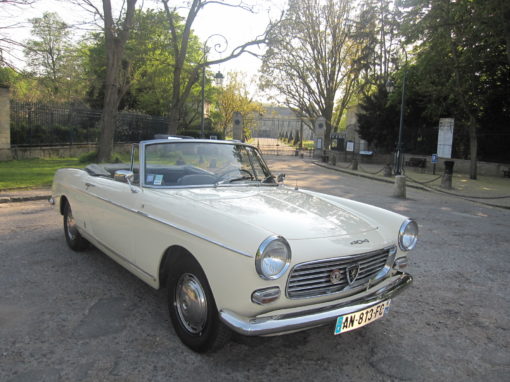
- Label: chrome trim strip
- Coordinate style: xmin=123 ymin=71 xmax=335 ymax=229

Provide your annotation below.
xmin=143 ymin=183 xmax=278 ymax=190
xmin=85 ymin=189 xmax=253 ymax=258
xmin=219 ymin=271 xmax=412 ymax=336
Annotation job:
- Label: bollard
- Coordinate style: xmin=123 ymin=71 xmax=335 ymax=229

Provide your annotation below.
xmin=441 ymin=161 xmax=455 ymax=189
xmin=352 ymin=159 xmax=358 ymax=171
xmin=393 ymin=175 xmax=406 ymax=198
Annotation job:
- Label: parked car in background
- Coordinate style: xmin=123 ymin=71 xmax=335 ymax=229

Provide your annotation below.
xmin=51 ymin=138 xmax=418 ymax=352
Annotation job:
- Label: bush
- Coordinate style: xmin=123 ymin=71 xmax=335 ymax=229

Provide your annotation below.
xmin=79 ymin=151 xmax=97 ymax=163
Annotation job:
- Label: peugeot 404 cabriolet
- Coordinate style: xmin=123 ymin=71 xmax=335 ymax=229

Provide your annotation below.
xmin=51 ymin=138 xmax=418 ymax=352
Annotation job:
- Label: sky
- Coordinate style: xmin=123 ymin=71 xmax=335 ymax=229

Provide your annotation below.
xmin=2 ymin=0 xmax=286 ymax=99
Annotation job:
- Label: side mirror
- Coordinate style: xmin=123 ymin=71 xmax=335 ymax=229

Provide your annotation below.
xmin=114 ymin=170 xmax=138 ymax=193
xmin=114 ymin=170 xmax=134 ymax=183
xmin=277 ymin=173 xmax=286 ymax=184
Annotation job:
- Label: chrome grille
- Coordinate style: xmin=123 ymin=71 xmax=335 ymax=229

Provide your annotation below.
xmin=286 ymin=247 xmax=394 ymax=299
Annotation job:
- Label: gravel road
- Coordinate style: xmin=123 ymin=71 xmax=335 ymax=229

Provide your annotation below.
xmin=1 ymin=156 xmax=508 ymax=381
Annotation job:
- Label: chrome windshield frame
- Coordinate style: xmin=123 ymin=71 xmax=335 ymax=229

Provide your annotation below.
xmin=139 ymin=139 xmax=275 ymax=189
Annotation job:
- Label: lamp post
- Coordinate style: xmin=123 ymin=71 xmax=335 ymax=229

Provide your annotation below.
xmin=200 ymin=34 xmax=227 ymax=139
xmin=386 ymin=67 xmax=407 ymax=176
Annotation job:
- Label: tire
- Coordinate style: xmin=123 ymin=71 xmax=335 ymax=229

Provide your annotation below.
xmin=63 ymin=201 xmax=88 ymax=251
xmin=167 ymin=255 xmax=231 ymax=353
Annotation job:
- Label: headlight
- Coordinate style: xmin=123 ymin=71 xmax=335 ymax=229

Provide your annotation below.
xmin=399 ymin=219 xmax=419 ymax=251
xmin=255 ymin=236 xmax=291 ymax=280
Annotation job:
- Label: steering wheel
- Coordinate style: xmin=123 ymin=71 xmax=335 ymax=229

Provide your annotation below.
xmin=217 ymin=168 xmax=254 ymax=182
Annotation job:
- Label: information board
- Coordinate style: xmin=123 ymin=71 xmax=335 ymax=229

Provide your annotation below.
xmin=437 ymin=118 xmax=454 ymax=158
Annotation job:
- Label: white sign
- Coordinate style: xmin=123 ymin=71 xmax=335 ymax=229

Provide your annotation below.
xmin=437 ymin=118 xmax=454 ymax=158
xmin=346 ymin=141 xmax=354 ymax=152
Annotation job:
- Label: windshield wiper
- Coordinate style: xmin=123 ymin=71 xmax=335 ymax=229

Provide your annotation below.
xmin=226 ymin=175 xmax=253 ymax=183
xmin=215 ymin=175 xmax=253 ymax=186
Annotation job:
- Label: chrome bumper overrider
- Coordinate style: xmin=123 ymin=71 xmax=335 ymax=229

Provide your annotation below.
xmin=219 ymin=272 xmax=412 ymax=336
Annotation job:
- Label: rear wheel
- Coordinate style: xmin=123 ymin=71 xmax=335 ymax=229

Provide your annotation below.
xmin=167 ymin=255 xmax=231 ymax=352
xmin=63 ymin=201 xmax=88 ymax=251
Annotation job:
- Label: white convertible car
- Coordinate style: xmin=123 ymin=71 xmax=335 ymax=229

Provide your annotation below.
xmin=51 ymin=138 xmax=418 ymax=352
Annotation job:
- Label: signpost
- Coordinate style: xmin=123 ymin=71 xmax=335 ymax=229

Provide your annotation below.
xmin=431 ymin=153 xmax=438 ymax=175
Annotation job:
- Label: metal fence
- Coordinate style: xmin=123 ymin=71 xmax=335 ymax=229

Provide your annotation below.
xmin=10 ymin=101 xmax=168 ymax=147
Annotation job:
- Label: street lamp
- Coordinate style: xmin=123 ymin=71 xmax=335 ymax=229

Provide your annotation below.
xmin=386 ymin=67 xmax=407 ymax=176
xmin=201 ymin=34 xmax=227 ymax=139
xmin=214 ymin=71 xmax=224 ymax=87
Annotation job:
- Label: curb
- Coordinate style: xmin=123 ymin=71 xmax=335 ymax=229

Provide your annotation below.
xmin=0 ymin=195 xmax=51 ymax=204
xmin=313 ymin=161 xmax=510 ymax=210
xmin=313 ymin=161 xmax=429 ymax=192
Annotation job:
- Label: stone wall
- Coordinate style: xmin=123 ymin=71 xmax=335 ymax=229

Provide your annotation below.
xmin=10 ymin=143 xmax=132 ymax=160
xmin=0 ymin=86 xmax=12 ymax=160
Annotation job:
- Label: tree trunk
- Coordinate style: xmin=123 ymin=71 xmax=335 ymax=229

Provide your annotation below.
xmin=468 ymin=116 xmax=478 ymax=180
xmin=97 ymin=42 xmax=121 ymax=162
xmin=167 ymin=105 xmax=180 ymax=135
xmin=96 ymin=0 xmax=137 ymax=163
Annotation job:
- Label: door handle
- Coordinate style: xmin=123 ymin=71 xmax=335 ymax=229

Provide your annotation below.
xmin=85 ymin=182 xmax=96 ymax=189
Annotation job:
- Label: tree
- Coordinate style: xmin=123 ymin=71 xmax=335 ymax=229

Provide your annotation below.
xmin=81 ymin=9 xmax=203 ymax=119
xmin=352 ymin=0 xmax=402 ymax=96
xmin=161 ymin=0 xmax=272 ymax=135
xmin=260 ymin=0 xmax=364 ymax=148
xmin=23 ymin=12 xmax=72 ymax=98
xmin=0 ymin=0 xmax=37 ymax=69
xmin=77 ymin=0 xmax=138 ymax=162
xmin=124 ymin=10 xmax=196 ymax=116
xmin=213 ymin=72 xmax=264 ymax=137
xmin=401 ymin=0 xmax=510 ymax=178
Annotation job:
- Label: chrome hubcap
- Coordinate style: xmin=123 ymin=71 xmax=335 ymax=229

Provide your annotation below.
xmin=175 ymin=273 xmax=208 ymax=334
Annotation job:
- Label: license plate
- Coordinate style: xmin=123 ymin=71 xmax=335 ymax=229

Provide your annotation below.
xmin=334 ymin=300 xmax=391 ymax=335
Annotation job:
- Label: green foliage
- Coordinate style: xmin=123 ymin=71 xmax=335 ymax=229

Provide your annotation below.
xmin=0 ymin=67 xmax=18 ymax=88
xmin=78 ymin=151 xmax=97 ymax=164
xmin=357 ymin=0 xmax=510 ymax=163
xmin=213 ymin=72 xmax=265 ymax=136
xmin=79 ymin=9 xmax=204 ymax=121
xmin=23 ymin=12 xmax=77 ymax=101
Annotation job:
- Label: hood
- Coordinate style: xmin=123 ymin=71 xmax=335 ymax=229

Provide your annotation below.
xmin=164 ymin=186 xmax=378 ymax=240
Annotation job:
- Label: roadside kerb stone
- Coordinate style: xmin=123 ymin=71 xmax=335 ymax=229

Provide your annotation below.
xmin=0 ymin=188 xmax=52 ymax=204
xmin=313 ymin=160 xmax=510 ymax=209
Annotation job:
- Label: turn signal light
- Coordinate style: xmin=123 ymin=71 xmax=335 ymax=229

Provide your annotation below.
xmin=394 ymin=257 xmax=409 ymax=269
xmin=251 ymin=287 xmax=281 ymax=305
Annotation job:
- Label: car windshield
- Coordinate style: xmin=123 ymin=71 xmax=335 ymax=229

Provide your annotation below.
xmin=143 ymin=141 xmax=275 ymax=188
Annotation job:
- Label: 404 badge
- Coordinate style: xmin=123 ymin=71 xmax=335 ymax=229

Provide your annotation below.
xmin=334 ymin=300 xmax=391 ymax=335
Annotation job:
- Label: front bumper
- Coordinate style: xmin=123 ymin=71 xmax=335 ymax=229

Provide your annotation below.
xmin=219 ymin=271 xmax=412 ymax=336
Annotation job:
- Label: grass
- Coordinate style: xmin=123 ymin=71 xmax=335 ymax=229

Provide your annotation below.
xmin=0 ymin=158 xmax=85 ymax=190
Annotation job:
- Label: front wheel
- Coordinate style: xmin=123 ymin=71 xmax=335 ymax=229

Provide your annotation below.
xmin=167 ymin=255 xmax=231 ymax=352
xmin=63 ymin=201 xmax=88 ymax=251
